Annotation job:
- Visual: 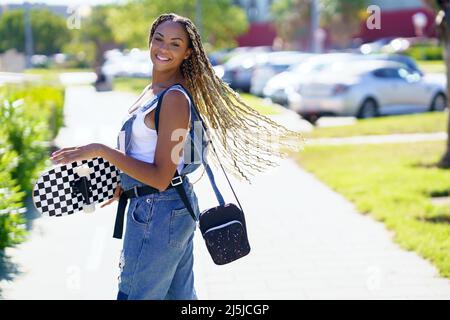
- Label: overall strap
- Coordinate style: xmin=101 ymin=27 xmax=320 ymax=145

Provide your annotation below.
xmin=155 ymin=83 xmax=225 ymax=204
xmin=154 ymin=83 xmax=244 ymax=221
xmin=154 ymin=84 xmax=200 ymax=222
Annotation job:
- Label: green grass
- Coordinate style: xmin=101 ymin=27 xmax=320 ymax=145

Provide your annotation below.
xmin=112 ymin=77 xmax=150 ymax=94
xmin=294 ymin=141 xmax=450 ymax=278
xmin=238 ymin=93 xmax=281 ymax=115
xmin=306 ymin=112 xmax=448 ymax=139
xmin=418 ymin=60 xmax=445 ymax=74
xmin=112 ymin=77 xmax=281 ymax=116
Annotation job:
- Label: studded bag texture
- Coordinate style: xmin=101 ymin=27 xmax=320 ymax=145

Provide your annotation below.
xmin=199 ymin=203 xmax=250 ymax=265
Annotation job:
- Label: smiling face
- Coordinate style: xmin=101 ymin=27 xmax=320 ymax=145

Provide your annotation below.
xmin=150 ymin=20 xmax=192 ymax=73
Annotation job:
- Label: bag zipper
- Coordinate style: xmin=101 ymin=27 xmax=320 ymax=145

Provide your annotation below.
xmin=203 ymin=220 xmax=243 ymax=236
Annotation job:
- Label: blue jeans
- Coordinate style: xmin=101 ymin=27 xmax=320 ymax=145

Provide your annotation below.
xmin=117 ymin=173 xmax=200 ymax=300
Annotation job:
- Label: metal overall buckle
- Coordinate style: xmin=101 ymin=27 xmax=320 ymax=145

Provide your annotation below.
xmin=132 ymin=185 xmax=140 ymax=197
xmin=170 ymin=176 xmax=183 ymax=187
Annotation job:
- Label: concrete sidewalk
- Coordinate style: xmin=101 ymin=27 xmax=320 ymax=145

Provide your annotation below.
xmin=1 ymin=85 xmax=450 ymax=299
xmin=193 ymin=157 xmax=450 ymax=299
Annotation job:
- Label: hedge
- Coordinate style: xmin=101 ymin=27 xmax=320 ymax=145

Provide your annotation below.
xmin=404 ymin=45 xmax=443 ymax=61
xmin=0 ymin=83 xmax=65 ymax=249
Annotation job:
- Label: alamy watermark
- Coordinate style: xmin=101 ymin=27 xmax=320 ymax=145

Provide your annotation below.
xmin=66 ymin=5 xmax=92 ymax=30
xmin=366 ymin=5 xmax=381 ymax=30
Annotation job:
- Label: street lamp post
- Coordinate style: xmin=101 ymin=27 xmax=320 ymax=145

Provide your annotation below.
xmin=196 ymin=0 xmax=203 ymax=40
xmin=310 ymin=0 xmax=320 ymax=53
xmin=24 ymin=1 xmax=34 ymax=69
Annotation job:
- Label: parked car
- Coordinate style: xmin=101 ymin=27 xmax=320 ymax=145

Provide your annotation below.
xmin=288 ymin=60 xmax=446 ymax=124
xmin=359 ymin=37 xmax=410 ymax=54
xmin=102 ymin=48 xmax=152 ymax=78
xmin=362 ymin=53 xmax=422 ymax=75
xmin=215 ymin=46 xmax=274 ymax=92
xmin=250 ymin=51 xmax=313 ymax=96
xmin=263 ymin=53 xmax=358 ymax=105
xmin=208 ymin=48 xmax=233 ymax=66
xmin=263 ymin=53 xmax=424 ymax=106
xmin=219 ymin=51 xmax=267 ymax=92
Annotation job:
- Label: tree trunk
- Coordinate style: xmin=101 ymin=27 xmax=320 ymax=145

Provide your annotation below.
xmin=438 ymin=38 xmax=450 ymax=168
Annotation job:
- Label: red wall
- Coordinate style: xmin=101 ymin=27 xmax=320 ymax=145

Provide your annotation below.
xmin=236 ymin=7 xmax=438 ymax=49
xmin=236 ymin=22 xmax=277 ymax=47
xmin=358 ymin=7 xmax=437 ymax=42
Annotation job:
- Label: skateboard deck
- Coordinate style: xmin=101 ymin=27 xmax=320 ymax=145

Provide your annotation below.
xmin=32 ymin=157 xmax=121 ymax=217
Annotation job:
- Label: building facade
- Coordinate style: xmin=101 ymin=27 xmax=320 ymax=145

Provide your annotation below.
xmin=358 ymin=0 xmax=436 ymax=42
xmin=233 ymin=0 xmax=278 ymax=47
xmin=233 ymin=0 xmax=437 ymax=48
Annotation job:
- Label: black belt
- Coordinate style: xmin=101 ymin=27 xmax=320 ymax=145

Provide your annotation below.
xmin=113 ymin=174 xmax=196 ymax=239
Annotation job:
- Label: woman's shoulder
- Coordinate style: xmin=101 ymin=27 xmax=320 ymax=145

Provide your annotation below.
xmin=164 ymin=84 xmax=192 ymax=106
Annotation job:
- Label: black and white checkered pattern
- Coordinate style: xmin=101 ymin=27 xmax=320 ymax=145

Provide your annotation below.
xmin=33 ymin=157 xmax=121 ymax=217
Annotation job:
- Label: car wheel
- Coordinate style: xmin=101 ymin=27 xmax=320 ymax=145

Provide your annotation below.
xmin=301 ymin=114 xmax=319 ymax=125
xmin=430 ymin=93 xmax=447 ymax=111
xmin=357 ymin=98 xmax=379 ymax=119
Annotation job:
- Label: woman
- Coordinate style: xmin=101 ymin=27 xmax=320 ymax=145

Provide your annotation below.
xmin=50 ymin=13 xmax=304 ymax=300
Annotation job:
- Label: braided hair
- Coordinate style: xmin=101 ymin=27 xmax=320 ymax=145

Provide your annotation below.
xmin=149 ymin=13 xmax=305 ymax=183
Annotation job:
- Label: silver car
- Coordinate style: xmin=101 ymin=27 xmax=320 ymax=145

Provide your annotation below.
xmin=264 ymin=53 xmax=424 ymax=107
xmin=288 ymin=60 xmax=446 ymax=123
xmin=263 ymin=53 xmax=358 ymax=105
xmin=250 ymin=51 xmax=313 ymax=96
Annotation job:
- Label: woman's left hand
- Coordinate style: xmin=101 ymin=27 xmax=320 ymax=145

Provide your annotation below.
xmin=51 ymin=143 xmax=104 ymax=165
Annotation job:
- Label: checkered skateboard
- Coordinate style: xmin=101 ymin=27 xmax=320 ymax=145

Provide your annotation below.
xmin=32 ymin=157 xmax=121 ymax=217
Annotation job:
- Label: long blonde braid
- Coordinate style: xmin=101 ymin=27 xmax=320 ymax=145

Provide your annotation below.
xmin=149 ymin=13 xmax=305 ymax=183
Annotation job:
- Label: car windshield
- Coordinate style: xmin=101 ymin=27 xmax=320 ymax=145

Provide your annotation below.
xmin=287 ymin=54 xmax=359 ymax=75
xmin=326 ymin=61 xmax=403 ymax=77
xmin=288 ymin=60 xmax=329 ymax=75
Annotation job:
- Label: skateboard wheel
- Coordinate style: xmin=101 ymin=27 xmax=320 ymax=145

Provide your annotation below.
xmin=83 ymin=204 xmax=95 ymax=213
xmin=74 ymin=164 xmax=92 ymax=177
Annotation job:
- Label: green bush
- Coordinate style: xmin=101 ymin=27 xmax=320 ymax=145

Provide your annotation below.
xmin=0 ymin=130 xmax=26 ymax=249
xmin=1 ymin=84 xmax=65 ymax=139
xmin=0 ymin=84 xmax=64 ymax=192
xmin=404 ymin=45 xmax=443 ymax=61
xmin=0 ymin=84 xmax=65 ymax=249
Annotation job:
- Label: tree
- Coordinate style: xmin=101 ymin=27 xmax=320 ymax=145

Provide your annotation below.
xmin=270 ymin=0 xmax=366 ymax=50
xmin=0 ymin=9 xmax=70 ymax=55
xmin=271 ymin=0 xmax=312 ymax=50
xmin=79 ymin=5 xmax=116 ymax=70
xmin=320 ymin=0 xmax=367 ymax=48
xmin=57 ymin=5 xmax=121 ymax=70
xmin=422 ymin=0 xmax=450 ymax=168
xmin=107 ymin=0 xmax=248 ymax=51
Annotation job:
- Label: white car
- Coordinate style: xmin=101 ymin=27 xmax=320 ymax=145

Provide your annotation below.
xmin=102 ymin=48 xmax=152 ymax=78
xmin=263 ymin=53 xmax=358 ymax=105
xmin=250 ymin=51 xmax=312 ymax=96
xmin=288 ymin=60 xmax=446 ymax=123
xmin=220 ymin=51 xmax=265 ymax=91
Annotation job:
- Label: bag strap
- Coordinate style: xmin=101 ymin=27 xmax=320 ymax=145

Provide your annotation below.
xmin=154 ymin=84 xmax=198 ymax=222
xmin=155 ymin=83 xmax=225 ymax=205
xmin=154 ymin=83 xmax=244 ymax=221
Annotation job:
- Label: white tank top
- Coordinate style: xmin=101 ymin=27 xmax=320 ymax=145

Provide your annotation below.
xmin=124 ymin=85 xmax=192 ymax=173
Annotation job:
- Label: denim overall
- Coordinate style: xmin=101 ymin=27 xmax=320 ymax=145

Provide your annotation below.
xmin=114 ymin=86 xmax=207 ymax=300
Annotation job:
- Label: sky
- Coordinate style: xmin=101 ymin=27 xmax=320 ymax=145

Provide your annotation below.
xmin=3 ymin=0 xmax=124 ymax=5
